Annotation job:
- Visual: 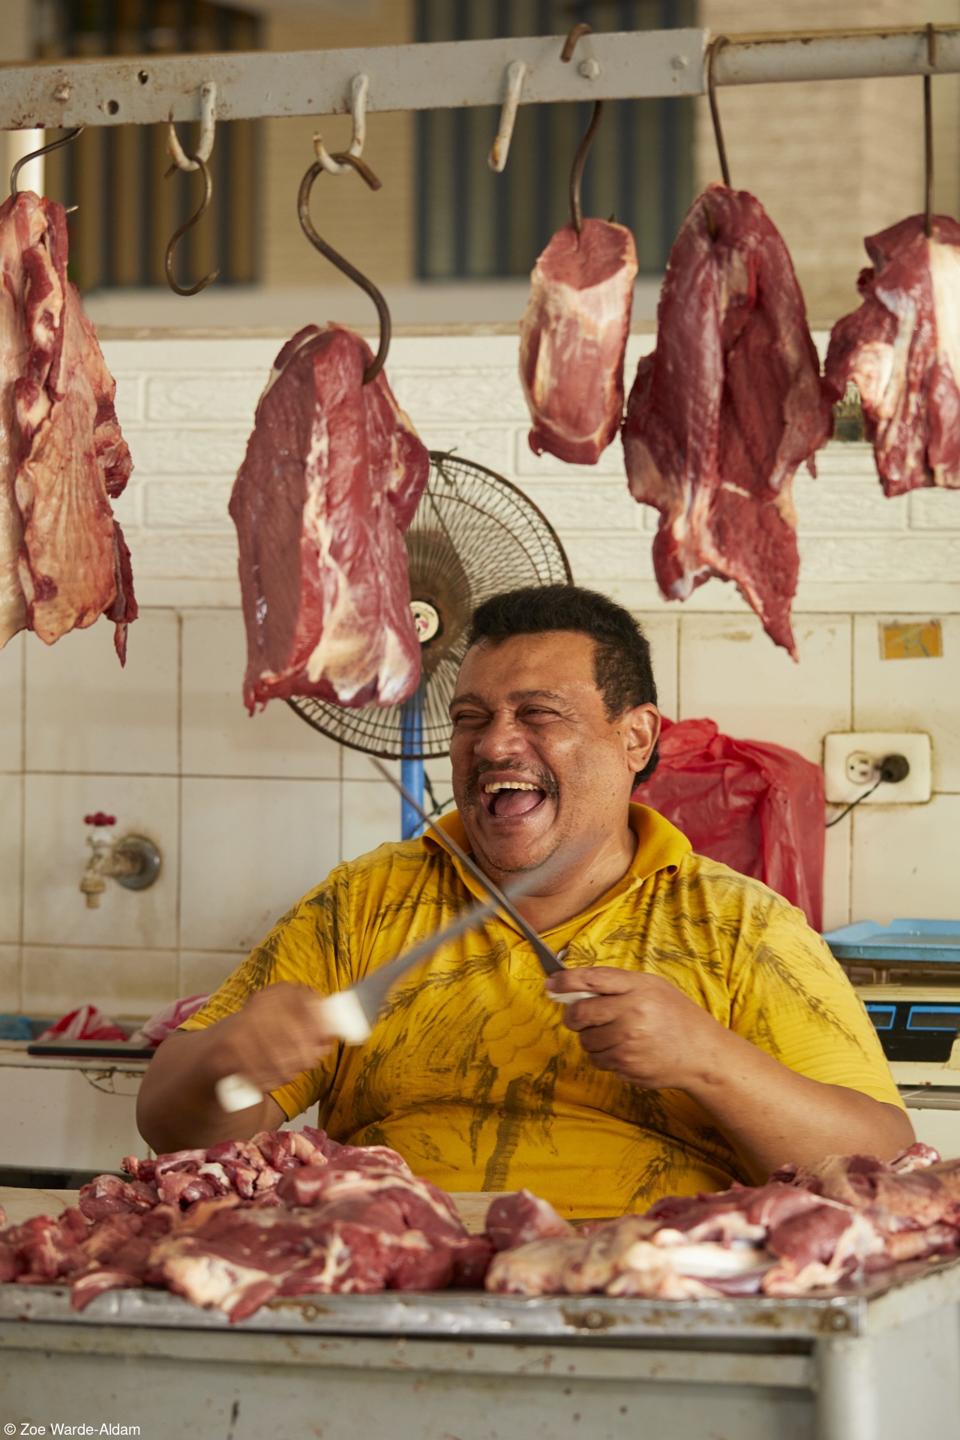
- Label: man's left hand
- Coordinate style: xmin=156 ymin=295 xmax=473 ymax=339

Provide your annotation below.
xmin=547 ymin=967 xmax=729 ymax=1090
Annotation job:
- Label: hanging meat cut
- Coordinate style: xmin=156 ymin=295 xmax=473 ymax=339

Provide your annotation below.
xmin=0 ymin=191 xmax=136 ymax=661
xmin=826 ymin=214 xmax=960 ymax=496
xmin=520 ymin=219 xmax=637 ymax=465
xmin=622 ymin=184 xmax=833 ymax=657
xmin=230 ymin=324 xmax=429 ymax=713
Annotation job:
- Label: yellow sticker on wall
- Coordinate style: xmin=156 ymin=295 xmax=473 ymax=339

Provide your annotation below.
xmin=879 ymin=621 xmax=943 ymax=660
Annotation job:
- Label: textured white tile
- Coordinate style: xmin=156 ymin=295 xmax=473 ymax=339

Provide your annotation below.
xmin=342 ymin=779 xmax=404 ymax=856
xmin=0 ymin=775 xmax=22 ymax=943
xmin=0 ymin=945 xmax=20 ymax=1010
xmin=23 ymin=775 xmax=178 ymax=949
xmin=511 ymin=478 xmax=645 ymax=534
xmin=909 ymin=488 xmax=960 ymax=530
xmin=144 ymin=478 xmax=234 ymax=531
xmin=562 ymin=532 xmax=657 ymax=583
xmin=180 ymin=778 xmax=341 ymax=952
xmin=513 ymin=432 xmax=633 ymax=479
xmin=678 ymin=614 xmax=852 ymax=764
xmin=635 ymin=614 xmax=678 ymax=722
xmin=416 ymin=427 xmax=511 ymax=474
xmin=390 ymin=368 xmax=528 ymax=424
xmin=852 ymin=615 xmax=960 ymax=793
xmin=0 ymin=630 xmax=23 ymax=772
xmin=181 ymin=611 xmax=341 ymax=779
xmin=851 ymin=795 xmax=960 ymax=923
xmin=112 ymin=372 xmax=145 ymax=426
xmin=25 ymin=611 xmax=179 ymax=775
xmin=21 ymin=946 xmax=178 ymax=1020
xmin=821 ymin=818 xmax=852 ymax=932
xmin=178 ymin=950 xmax=245 ymax=1000
xmin=117 ymin=530 xmax=239 ymax=580
xmin=124 ymin=426 xmax=248 ymax=476
xmin=793 ymin=473 xmax=906 ymax=533
xmin=145 ymin=372 xmax=264 ymax=424
xmin=799 ymin=533 xmax=960 ymax=583
xmin=343 ymin=750 xmax=400 ymax=781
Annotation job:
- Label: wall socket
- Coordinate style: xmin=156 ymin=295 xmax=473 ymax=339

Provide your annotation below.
xmin=822 ymin=732 xmax=932 ymax=806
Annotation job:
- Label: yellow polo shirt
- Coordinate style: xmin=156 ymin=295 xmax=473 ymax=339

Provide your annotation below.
xmin=181 ymin=804 xmax=903 ymax=1218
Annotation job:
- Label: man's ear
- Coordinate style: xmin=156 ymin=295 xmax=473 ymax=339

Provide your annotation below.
xmin=621 ymin=704 xmax=660 ymax=776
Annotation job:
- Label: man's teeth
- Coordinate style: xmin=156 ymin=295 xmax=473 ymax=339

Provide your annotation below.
xmin=482 ymin=781 xmax=541 ymax=793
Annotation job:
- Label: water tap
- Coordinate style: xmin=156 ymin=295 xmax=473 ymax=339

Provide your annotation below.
xmin=81 ymin=812 xmax=162 ymax=908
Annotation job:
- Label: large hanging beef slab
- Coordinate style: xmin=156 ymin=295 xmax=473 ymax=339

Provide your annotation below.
xmin=826 ymin=214 xmax=960 ymax=496
xmin=0 ymin=191 xmax=135 ymax=660
xmin=230 ymin=323 xmax=429 ymax=714
xmin=520 ymin=218 xmax=637 ymax=465
xmin=622 ymin=184 xmax=832 ymax=658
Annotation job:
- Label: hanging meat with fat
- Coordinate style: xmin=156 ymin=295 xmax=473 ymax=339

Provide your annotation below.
xmin=230 ymin=324 xmax=429 ymax=713
xmin=622 ymin=184 xmax=833 ymax=657
xmin=826 ymin=214 xmax=960 ymax=495
xmin=520 ymin=218 xmax=637 ymax=464
xmin=0 ymin=191 xmax=135 ymax=661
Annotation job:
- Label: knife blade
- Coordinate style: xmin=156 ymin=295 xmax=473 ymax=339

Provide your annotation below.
xmin=215 ymin=844 xmax=577 ymax=1113
xmin=370 ymin=759 xmax=593 ymax=1003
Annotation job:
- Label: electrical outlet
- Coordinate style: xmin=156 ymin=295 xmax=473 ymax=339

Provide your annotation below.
xmin=822 ymin=732 xmax=932 ymax=806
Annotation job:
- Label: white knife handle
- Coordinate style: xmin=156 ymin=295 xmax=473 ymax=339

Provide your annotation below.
xmin=215 ymin=992 xmax=374 ymax=1113
xmin=551 ymin=990 xmax=594 ymax=1005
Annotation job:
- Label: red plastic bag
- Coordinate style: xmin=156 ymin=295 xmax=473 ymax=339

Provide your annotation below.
xmin=633 ymin=716 xmax=825 ymax=929
xmin=36 ymin=1004 xmax=128 ymax=1042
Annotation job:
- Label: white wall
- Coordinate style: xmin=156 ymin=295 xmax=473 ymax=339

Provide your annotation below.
xmin=0 ymin=332 xmax=957 ymax=1020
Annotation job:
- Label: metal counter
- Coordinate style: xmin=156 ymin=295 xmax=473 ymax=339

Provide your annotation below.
xmin=2 ymin=1260 xmax=959 ymax=1440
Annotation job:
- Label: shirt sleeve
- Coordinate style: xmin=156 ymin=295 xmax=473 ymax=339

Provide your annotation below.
xmin=729 ymin=903 xmax=905 ymax=1111
xmin=178 ymin=866 xmax=354 ymax=1120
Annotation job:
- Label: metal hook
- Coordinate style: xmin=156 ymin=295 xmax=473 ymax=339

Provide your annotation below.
xmin=166 ymin=82 xmax=217 ymax=172
xmin=706 ymin=35 xmax=731 ymax=188
xmin=924 ymin=24 xmax=937 ymax=237
xmin=297 ymin=152 xmax=391 ymax=385
xmin=164 ymin=152 xmax=220 ymax=297
xmin=568 ymin=102 xmax=604 ymax=235
xmin=314 ymin=74 xmax=370 ymax=177
xmin=10 ymin=126 xmax=84 ymax=211
xmin=561 ymin=23 xmax=592 ymax=62
xmin=488 ymin=60 xmax=528 ymax=173
xmin=561 ymin=22 xmax=603 ymax=234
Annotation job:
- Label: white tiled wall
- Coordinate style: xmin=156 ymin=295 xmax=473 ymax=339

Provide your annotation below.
xmin=0 ymin=333 xmax=957 ymax=1019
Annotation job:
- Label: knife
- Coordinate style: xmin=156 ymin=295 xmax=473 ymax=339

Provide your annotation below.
xmin=370 ymin=759 xmax=593 ymax=1004
xmin=215 ymin=844 xmax=581 ymax=1114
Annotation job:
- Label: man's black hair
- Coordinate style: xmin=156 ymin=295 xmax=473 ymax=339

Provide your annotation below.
xmin=465 ymin=584 xmax=660 ymax=784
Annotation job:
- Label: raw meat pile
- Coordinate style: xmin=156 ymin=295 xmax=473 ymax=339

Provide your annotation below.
xmin=230 ymin=323 xmax=428 ymax=714
xmin=2 ymin=1135 xmax=958 ymax=1320
xmin=826 ymin=214 xmax=960 ymax=496
xmin=0 ymin=191 xmax=136 ymax=662
xmin=487 ymin=1143 xmax=960 ymax=1299
xmin=621 ymin=184 xmax=833 ymax=659
xmin=519 ymin=218 xmax=638 ymax=465
xmin=0 ymin=1128 xmax=492 ymax=1322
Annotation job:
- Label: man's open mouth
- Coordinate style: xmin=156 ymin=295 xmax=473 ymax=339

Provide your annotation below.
xmin=480 ymin=780 xmax=550 ymax=819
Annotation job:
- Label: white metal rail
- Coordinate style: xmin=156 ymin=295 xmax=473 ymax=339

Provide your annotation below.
xmin=0 ymin=26 xmax=956 ymax=132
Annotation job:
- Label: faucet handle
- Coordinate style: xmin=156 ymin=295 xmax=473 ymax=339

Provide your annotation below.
xmin=84 ymin=812 xmax=117 ymax=827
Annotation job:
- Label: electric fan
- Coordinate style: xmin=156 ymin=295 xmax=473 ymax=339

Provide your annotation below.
xmin=287 ymin=450 xmax=572 ymax=837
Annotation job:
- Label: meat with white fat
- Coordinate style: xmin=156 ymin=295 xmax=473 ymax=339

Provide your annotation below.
xmin=230 ymin=324 xmax=428 ymax=713
xmin=0 ymin=191 xmax=135 ymax=660
xmin=622 ymin=184 xmax=832 ymax=658
xmin=520 ymin=219 xmax=637 ymax=465
xmin=826 ymin=215 xmax=960 ymax=495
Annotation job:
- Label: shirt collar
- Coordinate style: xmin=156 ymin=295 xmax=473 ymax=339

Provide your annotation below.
xmin=422 ymin=804 xmax=690 ymax=932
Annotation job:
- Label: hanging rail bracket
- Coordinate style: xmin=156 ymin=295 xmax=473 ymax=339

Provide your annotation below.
xmin=0 ymin=27 xmax=958 ymax=131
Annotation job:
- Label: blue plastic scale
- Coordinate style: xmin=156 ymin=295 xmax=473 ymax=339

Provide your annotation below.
xmin=823 ymin=919 xmax=960 ymax=1062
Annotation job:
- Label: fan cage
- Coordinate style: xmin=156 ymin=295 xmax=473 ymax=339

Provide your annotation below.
xmin=286 ymin=451 xmax=572 ymax=760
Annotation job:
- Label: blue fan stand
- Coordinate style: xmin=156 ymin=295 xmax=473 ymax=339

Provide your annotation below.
xmin=399 ymin=692 xmax=425 ymax=840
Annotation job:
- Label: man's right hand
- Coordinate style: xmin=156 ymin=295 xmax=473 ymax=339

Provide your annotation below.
xmin=136 ymin=983 xmax=339 ymax=1154
xmin=209 ymin=982 xmax=339 ymax=1095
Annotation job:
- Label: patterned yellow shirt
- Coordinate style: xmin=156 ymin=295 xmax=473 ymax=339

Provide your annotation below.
xmin=181 ymin=804 xmax=903 ymax=1219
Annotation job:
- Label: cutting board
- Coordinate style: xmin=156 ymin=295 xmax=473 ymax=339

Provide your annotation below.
xmin=0 ymin=1186 xmax=79 ymax=1226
